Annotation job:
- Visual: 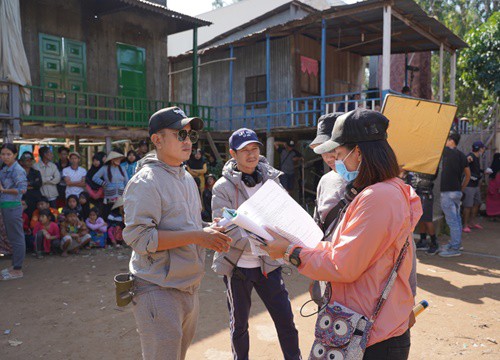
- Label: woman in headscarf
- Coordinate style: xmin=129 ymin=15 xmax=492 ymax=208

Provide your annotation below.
xmin=86 ymin=152 xmax=106 ymax=201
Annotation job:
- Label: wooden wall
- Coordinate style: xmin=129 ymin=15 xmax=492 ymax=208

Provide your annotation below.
xmin=295 ymin=34 xmax=365 ymax=96
xmin=20 ymin=0 xmax=169 ymax=100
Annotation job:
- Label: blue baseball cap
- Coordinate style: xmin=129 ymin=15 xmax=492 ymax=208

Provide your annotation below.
xmin=472 ymin=141 xmax=486 ymax=151
xmin=229 ymin=128 xmax=263 ymax=151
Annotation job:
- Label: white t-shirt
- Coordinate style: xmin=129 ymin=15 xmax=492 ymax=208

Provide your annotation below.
xmin=237 ymin=182 xmax=263 ymax=268
xmin=62 ymin=166 xmax=87 ymax=198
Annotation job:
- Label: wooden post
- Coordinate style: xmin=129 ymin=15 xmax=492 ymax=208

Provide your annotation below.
xmin=439 ymin=43 xmax=444 ymax=102
xmin=105 ymin=137 xmax=112 ymax=154
xmin=266 ymin=135 xmax=275 ymax=167
xmin=87 ymin=146 xmax=93 ymax=169
xmin=450 ymin=51 xmax=456 ymax=104
xmin=382 ymin=5 xmax=392 ymax=95
xmin=74 ymin=136 xmax=80 ymax=153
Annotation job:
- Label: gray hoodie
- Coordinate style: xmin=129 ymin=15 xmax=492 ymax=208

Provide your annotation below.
xmin=211 ymin=156 xmax=283 ymax=276
xmin=123 ymin=152 xmax=205 ymax=293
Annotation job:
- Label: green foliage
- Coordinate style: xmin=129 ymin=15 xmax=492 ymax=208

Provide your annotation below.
xmin=457 ymin=12 xmax=499 ymax=122
xmin=460 ymin=12 xmax=500 ymax=97
xmin=414 ymin=0 xmax=499 ymax=123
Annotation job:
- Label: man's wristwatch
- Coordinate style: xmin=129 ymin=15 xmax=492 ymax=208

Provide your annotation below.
xmin=283 ymin=244 xmax=302 ymax=267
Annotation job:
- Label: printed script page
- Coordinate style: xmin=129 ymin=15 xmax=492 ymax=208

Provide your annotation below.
xmin=237 ymin=181 xmax=323 ymax=249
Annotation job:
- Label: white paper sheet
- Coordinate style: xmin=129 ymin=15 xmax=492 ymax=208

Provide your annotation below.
xmin=236 ymin=180 xmax=323 ymax=249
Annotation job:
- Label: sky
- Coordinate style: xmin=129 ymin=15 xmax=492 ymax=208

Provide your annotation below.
xmin=167 ymin=0 xmax=359 ymax=17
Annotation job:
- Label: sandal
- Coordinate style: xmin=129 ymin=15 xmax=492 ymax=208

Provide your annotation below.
xmin=1 ymin=271 xmax=23 ymax=281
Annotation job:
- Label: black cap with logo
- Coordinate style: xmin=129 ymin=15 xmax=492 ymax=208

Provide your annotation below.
xmin=148 ymin=107 xmax=204 ymax=136
xmin=314 ymin=108 xmax=389 ymax=154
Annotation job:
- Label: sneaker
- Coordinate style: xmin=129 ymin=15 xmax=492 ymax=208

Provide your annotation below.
xmin=471 ymin=223 xmax=483 ymax=229
xmin=426 ymin=244 xmax=439 ymax=255
xmin=463 ymin=226 xmax=471 ymax=233
xmin=441 ymin=243 xmax=464 ymax=251
xmin=439 ymin=248 xmax=462 ymax=257
xmin=415 ymin=240 xmax=429 ymax=251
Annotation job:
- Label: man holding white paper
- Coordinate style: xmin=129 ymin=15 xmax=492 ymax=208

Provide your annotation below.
xmin=211 ymin=128 xmax=301 ymax=360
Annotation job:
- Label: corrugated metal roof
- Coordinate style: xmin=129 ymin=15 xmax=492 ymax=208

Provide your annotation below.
xmin=170 ymin=0 xmax=467 ymax=60
xmin=97 ymin=0 xmax=212 ymax=34
xmin=168 ymin=0 xmax=344 ymax=57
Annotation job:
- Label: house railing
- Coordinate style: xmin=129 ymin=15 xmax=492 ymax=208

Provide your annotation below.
xmin=20 ymin=86 xmax=213 ymax=129
xmin=210 ymin=89 xmax=381 ymax=132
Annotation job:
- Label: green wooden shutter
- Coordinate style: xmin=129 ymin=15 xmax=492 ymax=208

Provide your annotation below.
xmin=39 ymin=33 xmax=86 ymax=91
xmin=39 ymin=34 xmax=63 ymax=90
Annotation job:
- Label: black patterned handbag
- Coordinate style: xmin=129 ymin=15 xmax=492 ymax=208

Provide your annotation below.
xmin=309 ymin=238 xmax=410 ymax=360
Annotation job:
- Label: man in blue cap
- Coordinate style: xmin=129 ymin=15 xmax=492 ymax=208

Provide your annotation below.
xmin=463 ymin=140 xmax=486 ymax=232
xmin=211 ymin=128 xmax=301 ymax=360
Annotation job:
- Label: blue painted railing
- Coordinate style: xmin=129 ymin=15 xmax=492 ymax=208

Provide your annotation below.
xmin=210 ymin=90 xmax=381 ymax=132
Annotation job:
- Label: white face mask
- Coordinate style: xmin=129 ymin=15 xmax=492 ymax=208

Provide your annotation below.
xmin=334 ymin=148 xmax=360 ymax=182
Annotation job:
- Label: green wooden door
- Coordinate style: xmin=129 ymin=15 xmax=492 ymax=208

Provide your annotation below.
xmin=116 ymin=43 xmax=147 ymax=124
xmin=39 ymin=34 xmax=86 ymax=91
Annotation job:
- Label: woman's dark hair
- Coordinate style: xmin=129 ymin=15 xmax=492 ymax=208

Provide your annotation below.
xmin=107 ymin=162 xmax=125 ymax=182
xmin=39 ymin=146 xmax=51 ymax=159
xmin=66 ymin=195 xmax=79 ymax=207
xmin=349 ymin=139 xmax=400 ymax=189
xmin=58 ymin=146 xmax=70 ymax=154
xmin=1 ymin=143 xmax=18 ymax=154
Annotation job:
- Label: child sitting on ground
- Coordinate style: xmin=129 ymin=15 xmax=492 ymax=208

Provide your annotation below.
xmin=32 ymin=209 xmax=60 ymax=258
xmin=30 ymin=196 xmax=59 ymax=229
xmin=79 ymin=192 xmax=93 ymax=221
xmin=60 ymin=210 xmax=90 ymax=257
xmin=107 ymin=197 xmax=125 ymax=248
xmin=85 ymin=208 xmax=107 ymax=248
xmin=59 ymin=195 xmax=82 ymax=222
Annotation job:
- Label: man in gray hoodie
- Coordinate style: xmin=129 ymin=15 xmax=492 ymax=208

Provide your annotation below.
xmin=123 ymin=107 xmax=231 ymax=360
xmin=211 ymin=128 xmax=301 ymax=360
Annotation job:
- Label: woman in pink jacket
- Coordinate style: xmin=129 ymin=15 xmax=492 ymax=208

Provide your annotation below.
xmin=265 ymin=109 xmax=422 ymax=360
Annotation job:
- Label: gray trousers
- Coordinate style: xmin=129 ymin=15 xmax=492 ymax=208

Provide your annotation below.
xmin=2 ymin=206 xmax=25 ymax=270
xmin=132 ymin=285 xmax=200 ymax=360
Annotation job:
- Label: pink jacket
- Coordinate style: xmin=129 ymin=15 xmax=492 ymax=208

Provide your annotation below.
xmin=299 ymin=178 xmax=422 ymax=346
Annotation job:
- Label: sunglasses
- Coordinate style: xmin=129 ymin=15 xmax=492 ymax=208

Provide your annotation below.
xmin=174 ymin=129 xmax=199 ymax=144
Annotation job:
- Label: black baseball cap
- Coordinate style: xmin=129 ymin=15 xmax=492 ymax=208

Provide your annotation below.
xmin=310 ymin=112 xmax=343 ymax=148
xmin=148 ymin=107 xmax=204 ymax=136
xmin=314 ymin=109 xmax=389 ymax=154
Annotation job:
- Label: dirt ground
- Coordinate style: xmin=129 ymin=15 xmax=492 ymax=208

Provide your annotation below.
xmin=0 ymin=220 xmax=498 ymax=360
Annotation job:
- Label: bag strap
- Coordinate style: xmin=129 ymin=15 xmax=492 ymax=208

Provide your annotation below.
xmin=369 ymin=236 xmax=410 ymax=322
